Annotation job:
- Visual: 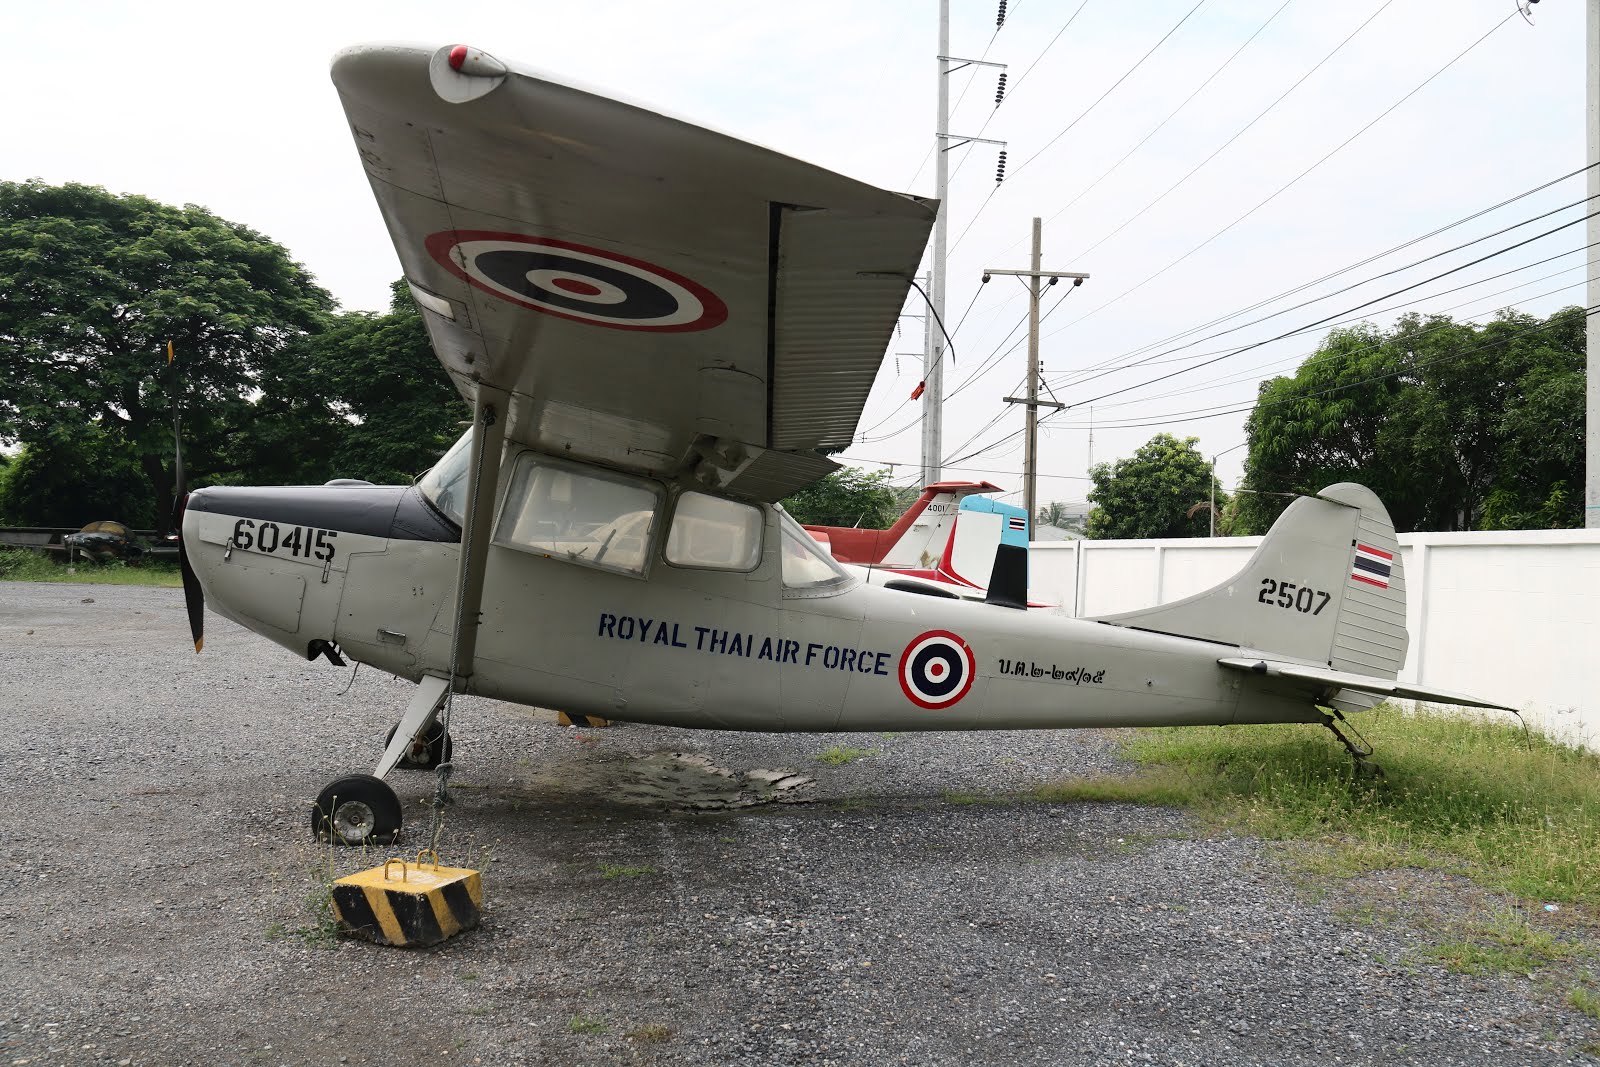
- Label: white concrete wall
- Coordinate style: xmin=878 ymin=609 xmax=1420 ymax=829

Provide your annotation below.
xmin=1029 ymin=529 xmax=1600 ymax=748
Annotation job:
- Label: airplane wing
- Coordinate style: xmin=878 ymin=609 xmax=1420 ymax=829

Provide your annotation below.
xmin=1217 ymin=657 xmax=1518 ymax=713
xmin=331 ymin=44 xmax=937 ymax=501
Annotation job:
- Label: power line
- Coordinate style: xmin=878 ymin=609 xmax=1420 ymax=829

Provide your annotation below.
xmin=1010 ymin=0 xmax=1207 ymax=181
xmin=1052 ymin=205 xmax=1599 ymax=412
xmin=948 ymin=0 xmax=1208 ymax=253
xmin=1032 ymin=0 xmax=1296 ymax=240
xmin=1067 ymin=0 xmax=1394 ymax=264
xmin=1049 ymin=301 xmax=1598 ymax=432
xmin=1077 ymin=163 xmax=1599 ymax=375
xmin=835 ymin=455 xmax=1092 ymax=482
xmin=940 ymin=376 xmax=1026 ymax=461
xmin=949 ymin=0 xmax=1094 ymax=184
xmin=946 ymin=281 xmax=1077 ymax=401
xmin=1054 ymin=186 xmax=1600 ymax=387
xmin=1044 ymin=7 xmax=1520 ymax=341
xmin=1056 ymin=240 xmax=1592 ymax=383
xmin=1076 ymin=262 xmax=1596 ymax=412
xmin=947 ymin=295 xmax=1587 ymax=467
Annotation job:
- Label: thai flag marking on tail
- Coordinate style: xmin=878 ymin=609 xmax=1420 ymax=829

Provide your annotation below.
xmin=1351 ymin=542 xmax=1394 ymax=589
xmin=1007 ymin=517 xmax=1027 ymax=532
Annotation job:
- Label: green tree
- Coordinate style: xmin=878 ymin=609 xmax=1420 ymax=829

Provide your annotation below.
xmin=781 ymin=467 xmax=901 ymax=528
xmin=0 ymin=181 xmax=336 ymax=528
xmin=1036 ymin=500 xmax=1069 ymax=528
xmin=1087 ymin=433 xmax=1223 ymax=539
xmin=0 ymin=425 xmax=155 ymax=527
xmin=306 ymin=280 xmax=465 ymax=483
xmin=1235 ymin=308 xmax=1585 ymax=534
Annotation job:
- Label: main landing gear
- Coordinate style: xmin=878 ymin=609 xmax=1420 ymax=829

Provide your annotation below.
xmin=311 ymin=774 xmax=402 ymax=846
xmin=1321 ymin=709 xmax=1383 ymax=779
xmin=311 ymin=676 xmax=453 ymax=847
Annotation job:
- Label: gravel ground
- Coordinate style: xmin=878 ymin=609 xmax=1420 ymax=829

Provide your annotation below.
xmin=2 ymin=581 xmax=1596 ymax=1067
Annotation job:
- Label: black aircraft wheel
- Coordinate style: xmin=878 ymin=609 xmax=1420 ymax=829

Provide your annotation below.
xmin=311 ymin=773 xmax=402 ymax=847
xmin=384 ymin=721 xmax=453 ymax=770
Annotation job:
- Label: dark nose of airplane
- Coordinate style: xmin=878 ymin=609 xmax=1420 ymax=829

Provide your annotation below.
xmin=178 ymin=481 xmax=460 ymax=656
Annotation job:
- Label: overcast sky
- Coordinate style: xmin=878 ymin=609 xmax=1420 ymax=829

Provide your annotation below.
xmin=4 ymin=0 xmax=1588 ymax=503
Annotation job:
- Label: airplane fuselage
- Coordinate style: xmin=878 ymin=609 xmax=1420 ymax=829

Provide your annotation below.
xmin=183 ymin=477 xmax=1317 ymax=734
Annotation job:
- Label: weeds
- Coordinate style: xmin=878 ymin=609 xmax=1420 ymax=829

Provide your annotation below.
xmin=568 ymin=1015 xmax=607 ymax=1035
xmin=597 ymin=862 xmax=655 ymax=880
xmin=1569 ymin=981 xmax=1600 ymax=1021
xmin=1037 ymin=706 xmax=1600 ymax=906
xmin=943 ymin=790 xmax=1010 ymax=806
xmin=627 ymin=1023 xmax=673 ymax=1043
xmin=1422 ymin=907 xmax=1585 ymax=976
xmin=0 ymin=547 xmax=182 ymax=587
xmin=815 ymin=745 xmax=877 ymax=766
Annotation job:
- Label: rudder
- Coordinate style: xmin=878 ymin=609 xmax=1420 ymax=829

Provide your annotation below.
xmin=1091 ymin=483 xmax=1408 ymax=697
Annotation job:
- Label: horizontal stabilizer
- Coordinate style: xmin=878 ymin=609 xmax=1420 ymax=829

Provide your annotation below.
xmin=1217 ymin=657 xmax=1516 ymax=713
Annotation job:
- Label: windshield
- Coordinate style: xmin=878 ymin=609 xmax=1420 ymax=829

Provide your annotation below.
xmin=776 ymin=506 xmax=854 ymax=595
xmin=417 ymin=429 xmax=474 ymax=525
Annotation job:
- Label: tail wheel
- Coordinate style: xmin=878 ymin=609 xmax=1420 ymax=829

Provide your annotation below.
xmin=384 ymin=721 xmax=453 ymax=770
xmin=311 ymin=773 xmax=402 ymax=846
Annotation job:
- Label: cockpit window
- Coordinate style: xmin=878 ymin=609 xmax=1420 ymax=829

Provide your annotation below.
xmin=777 ymin=506 xmax=853 ymax=595
xmin=493 ymin=452 xmax=661 ymax=577
xmin=416 ymin=429 xmax=474 ymax=526
xmin=665 ymin=492 xmax=763 ymax=572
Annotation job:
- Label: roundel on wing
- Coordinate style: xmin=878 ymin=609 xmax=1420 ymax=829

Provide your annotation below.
xmin=424 ymin=230 xmax=729 ymax=332
xmin=898 ymin=630 xmax=976 ymax=710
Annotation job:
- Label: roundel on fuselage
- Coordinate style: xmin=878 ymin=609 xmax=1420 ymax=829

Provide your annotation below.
xmin=898 ymin=630 xmax=976 ymax=710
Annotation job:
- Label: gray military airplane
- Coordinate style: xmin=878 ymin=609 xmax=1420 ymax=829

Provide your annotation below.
xmin=175 ymin=43 xmax=1514 ymax=847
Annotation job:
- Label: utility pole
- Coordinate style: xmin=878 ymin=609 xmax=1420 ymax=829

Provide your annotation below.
xmin=923 ymin=0 xmax=1008 ymax=486
xmin=923 ymin=0 xmax=950 ymax=488
xmin=987 ymin=217 xmax=1089 ymax=524
xmin=1588 ymin=0 xmax=1599 ymax=526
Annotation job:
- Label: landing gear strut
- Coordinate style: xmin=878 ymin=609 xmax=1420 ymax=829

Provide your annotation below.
xmin=1321 ymin=709 xmax=1383 ymax=779
xmin=310 ymin=676 xmax=452 ymax=845
xmin=384 ymin=721 xmax=453 ymax=770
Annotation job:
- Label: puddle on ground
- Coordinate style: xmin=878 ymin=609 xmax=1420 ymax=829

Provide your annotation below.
xmin=465 ymin=751 xmax=814 ymax=811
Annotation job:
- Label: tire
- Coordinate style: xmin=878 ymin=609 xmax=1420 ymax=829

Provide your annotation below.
xmin=311 ymin=773 xmax=402 ymax=846
xmin=384 ymin=722 xmax=453 ymax=770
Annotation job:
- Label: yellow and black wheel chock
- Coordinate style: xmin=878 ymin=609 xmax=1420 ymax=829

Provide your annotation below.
xmin=331 ymin=851 xmax=482 ymax=948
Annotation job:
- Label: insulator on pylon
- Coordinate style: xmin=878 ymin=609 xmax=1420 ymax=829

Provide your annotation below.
xmin=995 ymin=149 xmax=1008 ymax=184
xmin=994 ymin=72 xmax=1008 ymax=106
xmin=997 ymin=0 xmax=1007 ymax=28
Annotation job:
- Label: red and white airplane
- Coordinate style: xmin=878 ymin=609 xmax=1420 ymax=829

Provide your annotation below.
xmin=806 ymin=482 xmax=1050 ymax=605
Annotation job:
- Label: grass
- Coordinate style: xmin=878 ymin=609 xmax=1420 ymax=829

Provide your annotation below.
xmin=1569 ymin=980 xmax=1600 ymax=1021
xmin=597 ymin=861 xmax=654 ymax=880
xmin=943 ymin=790 xmax=1010 ymax=806
xmin=626 ymin=1023 xmax=673 ymax=1043
xmin=1037 ymin=706 xmax=1600 ymax=907
xmin=815 ymin=745 xmax=878 ymax=766
xmin=568 ymin=1015 xmax=607 ymax=1035
xmin=1422 ymin=906 xmax=1585 ymax=976
xmin=0 ymin=547 xmax=182 ymax=587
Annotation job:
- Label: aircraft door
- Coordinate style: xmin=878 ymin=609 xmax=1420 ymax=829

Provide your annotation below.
xmin=776 ymin=510 xmax=869 ymax=731
xmin=628 ymin=491 xmax=785 ymax=730
xmin=336 ymin=544 xmax=452 ymax=675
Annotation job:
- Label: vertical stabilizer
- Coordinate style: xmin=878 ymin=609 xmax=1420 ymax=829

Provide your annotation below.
xmin=1091 ymin=483 xmax=1408 ymax=697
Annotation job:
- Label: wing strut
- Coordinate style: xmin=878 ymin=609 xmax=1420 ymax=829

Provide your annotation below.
xmin=417 ymin=386 xmax=510 ymax=854
xmin=445 ymin=386 xmax=510 ymax=686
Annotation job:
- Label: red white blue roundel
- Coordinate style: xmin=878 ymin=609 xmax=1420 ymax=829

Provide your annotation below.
xmin=425 ymin=230 xmax=729 ymax=333
xmin=898 ymin=630 xmax=976 ymax=710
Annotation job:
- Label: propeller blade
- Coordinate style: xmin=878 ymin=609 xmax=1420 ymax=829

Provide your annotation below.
xmin=174 ymin=493 xmax=204 ymax=653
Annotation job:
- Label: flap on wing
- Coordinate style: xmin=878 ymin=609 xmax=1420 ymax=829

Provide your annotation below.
xmin=331 ymin=44 xmax=936 ymax=501
xmin=1217 ymin=657 xmax=1516 ymax=712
